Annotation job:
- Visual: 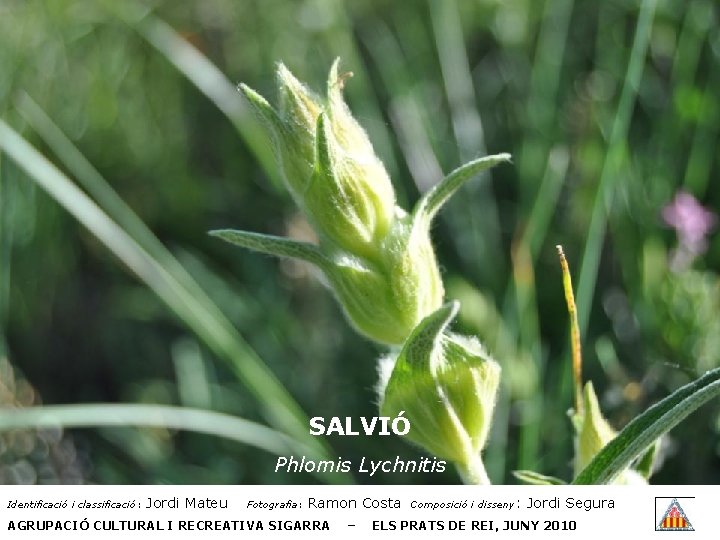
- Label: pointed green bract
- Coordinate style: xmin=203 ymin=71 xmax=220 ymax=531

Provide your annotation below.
xmin=209 ymin=229 xmax=330 ymax=270
xmin=326 ymin=59 xmax=376 ymax=159
xmin=277 ymin=62 xmax=323 ymax=135
xmin=239 ymin=82 xmax=315 ymax=201
xmin=414 ymin=153 xmax=512 ymax=225
xmin=573 ymin=382 xmax=617 ymax=475
xmin=379 ymin=302 xmax=500 ymax=483
xmin=571 ymin=382 xmax=647 ymax=484
xmin=381 ymin=214 xmax=444 ymax=334
xmin=238 ymin=84 xmax=284 ymax=133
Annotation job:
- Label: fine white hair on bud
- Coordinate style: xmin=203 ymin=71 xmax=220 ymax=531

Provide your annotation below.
xmin=277 ymin=62 xmax=322 ymax=136
xmin=326 ymin=58 xmax=374 ymax=158
xmin=375 ymin=353 xmax=398 ymax=402
xmin=379 ymin=302 xmax=500 ymax=484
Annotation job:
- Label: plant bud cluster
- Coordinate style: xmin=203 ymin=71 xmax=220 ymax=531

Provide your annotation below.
xmin=232 ymin=60 xmax=450 ymax=344
xmin=215 ymin=61 xmax=509 ymax=482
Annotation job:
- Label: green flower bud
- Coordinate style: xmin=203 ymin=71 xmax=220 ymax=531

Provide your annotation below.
xmin=380 ymin=212 xmax=444 ymax=333
xmin=274 ymin=62 xmax=322 ymax=196
xmin=306 ymin=112 xmax=395 ymax=259
xmin=222 ymin=61 xmax=510 ymax=345
xmin=241 ymin=60 xmax=395 ymax=258
xmin=322 ymin=211 xmax=442 ymax=344
xmin=572 ymin=382 xmax=647 ymax=484
xmin=277 ymin=63 xmax=323 ymax=135
xmin=239 ymin=73 xmax=316 ymax=203
xmin=379 ymin=302 xmax=501 ymax=484
xmin=325 ymin=59 xmax=376 ymax=164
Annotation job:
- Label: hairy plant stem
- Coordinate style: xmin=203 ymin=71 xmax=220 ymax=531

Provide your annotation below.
xmin=457 ymin=456 xmax=491 ymax=485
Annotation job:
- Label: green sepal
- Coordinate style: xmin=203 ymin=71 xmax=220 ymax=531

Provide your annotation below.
xmin=572 ymin=381 xmax=647 ymax=485
xmin=276 ymin=62 xmax=322 ymax=136
xmin=413 ymin=153 xmax=511 ymax=226
xmin=325 ymin=58 xmax=374 ymax=157
xmin=573 ymin=382 xmax=617 ymax=476
xmin=209 ymin=229 xmax=329 ymax=270
xmin=239 ymin=78 xmax=317 ymax=199
xmin=237 ymin=83 xmax=285 ymax=136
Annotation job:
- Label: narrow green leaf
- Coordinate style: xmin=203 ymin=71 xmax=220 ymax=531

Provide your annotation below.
xmin=0 ymin=151 xmax=11 ymax=334
xmin=2 ymin=403 xmax=347 ymax=484
xmin=0 ymin=404 xmax=305 ymax=458
xmin=15 ymin=92 xmax=200 ymax=298
xmin=575 ymin=0 xmax=657 ymax=335
xmin=0 ymin=119 xmax=348 ymax=483
xmin=11 ymin=98 xmax=335 ymax=456
xmin=513 ymin=470 xmax=566 ymax=485
xmin=210 ymin=229 xmax=329 ymax=270
xmin=413 ymin=153 xmax=511 ymax=224
xmin=573 ymin=367 xmax=720 ymax=484
xmin=106 ymin=2 xmax=279 ymax=185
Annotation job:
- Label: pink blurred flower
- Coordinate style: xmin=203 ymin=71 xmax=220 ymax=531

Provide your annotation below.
xmin=662 ymin=190 xmax=717 ymax=270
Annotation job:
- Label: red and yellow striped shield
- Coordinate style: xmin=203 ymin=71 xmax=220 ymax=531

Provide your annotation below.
xmin=657 ymin=499 xmax=693 ymax=531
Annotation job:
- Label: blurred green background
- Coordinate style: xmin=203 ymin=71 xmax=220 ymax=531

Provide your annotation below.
xmin=1 ymin=0 xmax=719 ymax=484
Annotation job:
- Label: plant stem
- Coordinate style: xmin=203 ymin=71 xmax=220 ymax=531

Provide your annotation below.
xmin=457 ymin=456 xmax=491 ymax=485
